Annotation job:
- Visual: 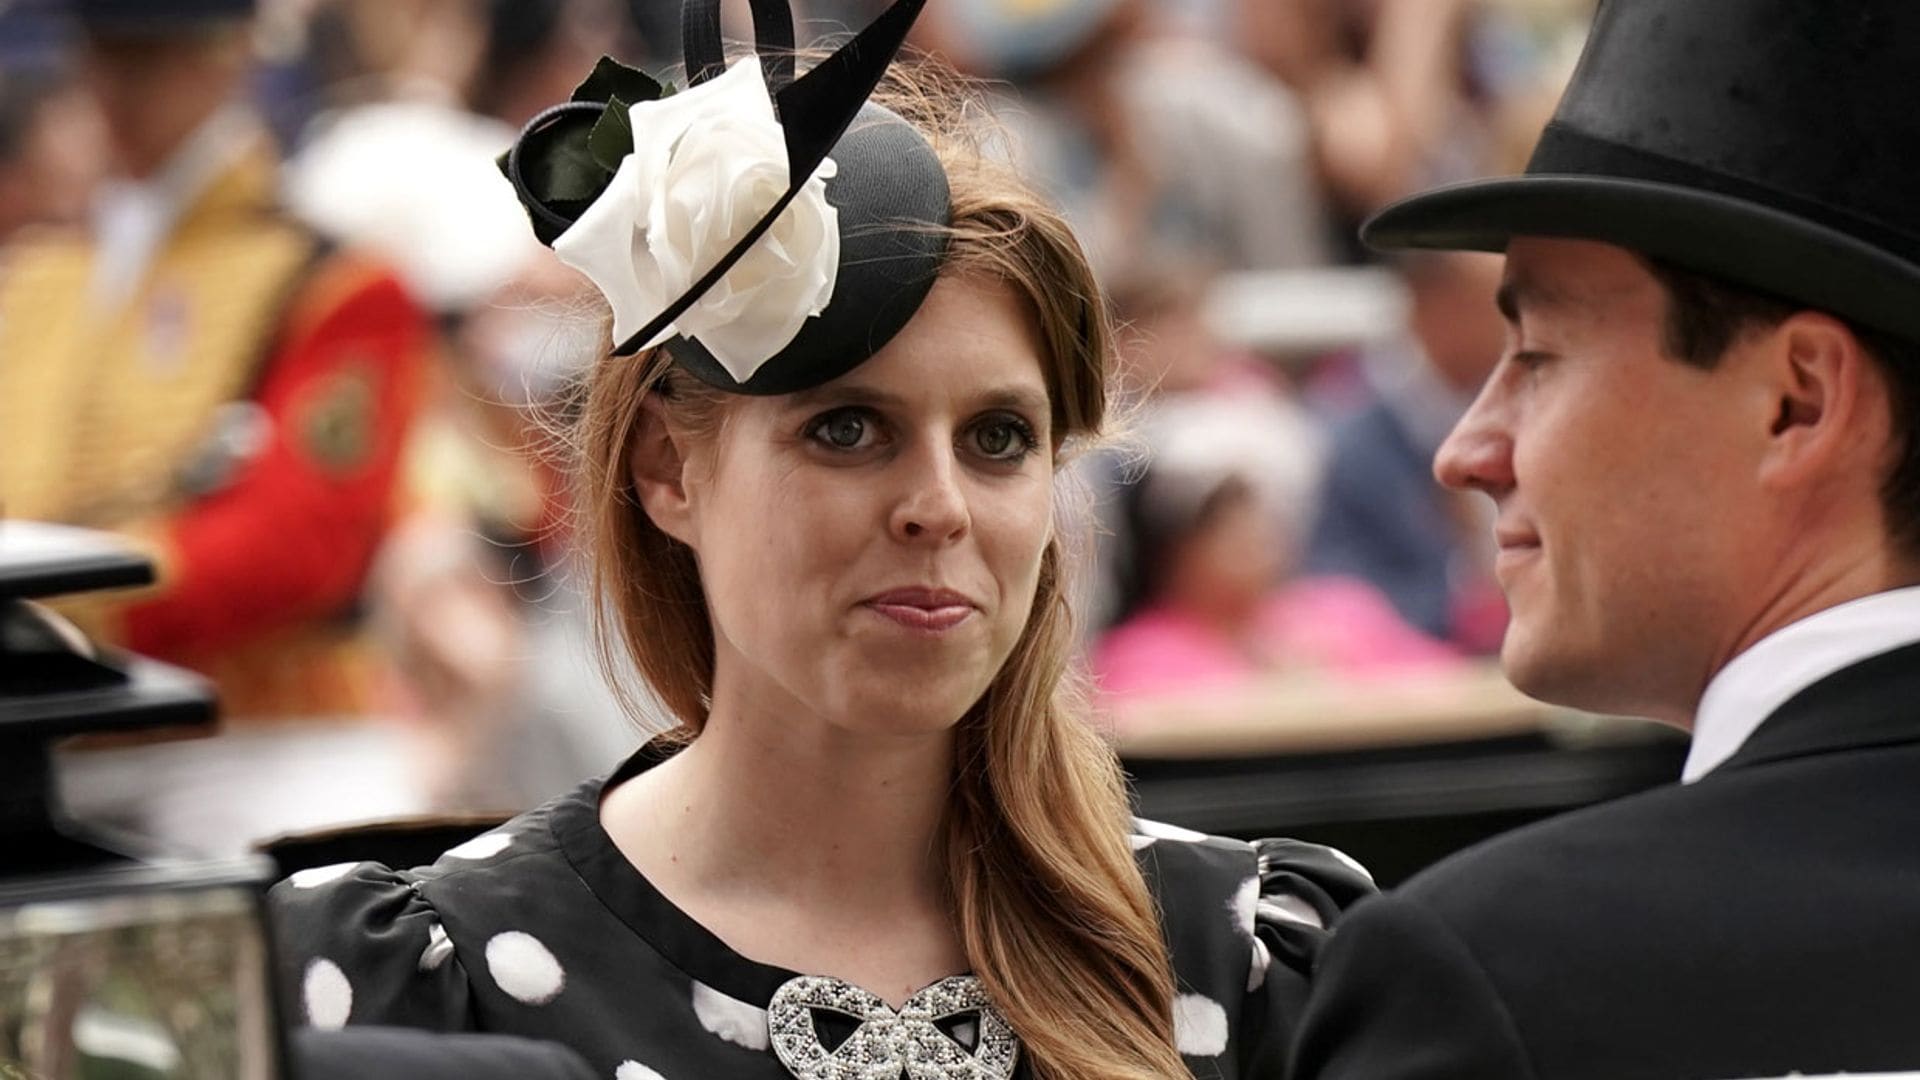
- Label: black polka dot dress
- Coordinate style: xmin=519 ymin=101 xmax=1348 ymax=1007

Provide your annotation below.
xmin=271 ymin=743 xmax=1374 ymax=1079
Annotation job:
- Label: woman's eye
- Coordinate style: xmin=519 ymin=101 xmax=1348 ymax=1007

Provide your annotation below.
xmin=969 ymin=416 xmax=1038 ymax=462
xmin=807 ymin=408 xmax=877 ymax=451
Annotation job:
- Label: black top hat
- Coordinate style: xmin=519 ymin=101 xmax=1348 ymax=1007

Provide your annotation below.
xmin=1363 ymin=0 xmax=1920 ymax=346
xmin=502 ymin=0 xmax=951 ymax=395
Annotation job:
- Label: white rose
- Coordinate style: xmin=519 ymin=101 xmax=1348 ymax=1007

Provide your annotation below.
xmin=551 ymin=60 xmax=840 ymax=383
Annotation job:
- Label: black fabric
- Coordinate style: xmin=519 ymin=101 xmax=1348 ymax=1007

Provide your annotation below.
xmin=682 ymin=0 xmax=796 ymax=90
xmin=1361 ymin=0 xmax=1920 ymax=347
xmin=269 ymin=741 xmax=1375 ymax=1079
xmin=1292 ymin=640 xmax=1920 ymax=1080
xmin=293 ymin=1028 xmax=597 ymax=1080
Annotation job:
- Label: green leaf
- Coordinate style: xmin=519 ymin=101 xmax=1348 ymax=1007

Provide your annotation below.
xmin=571 ymin=55 xmax=664 ymax=105
xmin=587 ymin=98 xmax=635 ymax=174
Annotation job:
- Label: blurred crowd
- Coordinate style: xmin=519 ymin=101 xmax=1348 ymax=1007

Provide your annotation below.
xmin=0 ymin=0 xmax=1592 ymax=853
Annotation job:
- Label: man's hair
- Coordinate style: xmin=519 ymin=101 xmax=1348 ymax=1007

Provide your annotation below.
xmin=1643 ymin=258 xmax=1920 ymax=565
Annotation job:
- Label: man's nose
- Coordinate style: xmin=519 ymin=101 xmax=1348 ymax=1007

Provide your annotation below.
xmin=1433 ymin=386 xmax=1516 ymax=496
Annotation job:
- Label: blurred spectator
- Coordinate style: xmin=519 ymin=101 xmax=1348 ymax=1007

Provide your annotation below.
xmin=468 ymin=0 xmax=634 ymax=128
xmin=930 ymin=0 xmax=1332 ymax=278
xmin=1080 ymin=262 xmax=1319 ymax=634
xmin=0 ymin=67 xmax=104 ymax=243
xmin=1235 ymin=0 xmax=1471 ymax=211
xmin=6 ymin=0 xmax=433 ymax=853
xmin=1093 ymin=427 xmax=1457 ymax=700
xmin=281 ymin=0 xmax=646 ymax=808
xmin=1306 ymin=251 xmax=1507 ymax=652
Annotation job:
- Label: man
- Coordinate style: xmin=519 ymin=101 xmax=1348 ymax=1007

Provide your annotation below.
xmin=1291 ymin=2 xmax=1920 ymax=1078
xmin=0 ymin=0 xmax=430 ymax=849
xmin=1306 ymin=252 xmax=1506 ymax=651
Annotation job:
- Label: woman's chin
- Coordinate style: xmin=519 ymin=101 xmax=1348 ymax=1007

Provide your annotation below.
xmin=825 ymin=675 xmax=992 ymax=736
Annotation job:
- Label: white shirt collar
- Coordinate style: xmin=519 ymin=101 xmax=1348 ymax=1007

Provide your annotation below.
xmin=1685 ymin=585 xmax=1920 ymax=783
xmin=88 ymin=104 xmax=261 ymax=309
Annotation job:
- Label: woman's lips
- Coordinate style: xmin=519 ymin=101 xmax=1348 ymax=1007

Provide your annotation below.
xmin=863 ymin=588 xmax=978 ymax=633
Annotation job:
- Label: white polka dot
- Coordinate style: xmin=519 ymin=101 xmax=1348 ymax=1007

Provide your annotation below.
xmin=1230 ymin=876 xmax=1258 ymax=939
xmin=1128 ymin=834 xmax=1156 ymax=851
xmin=289 ymin=862 xmax=359 ymax=889
xmin=445 ymin=832 xmax=513 ymax=860
xmin=485 ymin=931 xmax=565 ymax=1005
xmin=418 ymin=922 xmax=455 ymax=972
xmin=303 ymin=959 xmax=352 ymax=1030
xmin=1172 ymin=993 xmax=1229 ymax=1057
xmin=615 ymin=1062 xmax=668 ymax=1080
xmin=1247 ymin=937 xmax=1271 ymax=993
xmin=1327 ymin=846 xmax=1373 ymax=884
xmin=1259 ymin=894 xmax=1324 ymax=930
xmin=691 ymin=980 xmax=769 ymax=1050
xmin=1132 ymin=818 xmax=1208 ymax=843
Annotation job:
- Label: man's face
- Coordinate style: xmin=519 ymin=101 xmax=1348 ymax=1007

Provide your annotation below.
xmin=1434 ymin=238 xmax=1769 ymax=723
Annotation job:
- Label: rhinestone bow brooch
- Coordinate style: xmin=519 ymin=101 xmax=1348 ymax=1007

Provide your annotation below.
xmin=767 ymin=974 xmax=1020 ymax=1080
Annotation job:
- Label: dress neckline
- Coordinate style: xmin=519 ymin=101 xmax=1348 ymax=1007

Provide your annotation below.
xmin=549 ymin=739 xmax=814 ymax=1004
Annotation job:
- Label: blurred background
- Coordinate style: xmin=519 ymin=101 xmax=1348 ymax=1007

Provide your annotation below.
xmin=2 ymin=0 xmax=1680 ymax=886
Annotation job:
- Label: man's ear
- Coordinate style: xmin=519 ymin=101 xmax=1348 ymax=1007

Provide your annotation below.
xmin=1757 ymin=313 xmax=1885 ymax=492
xmin=629 ymin=394 xmax=698 ymax=549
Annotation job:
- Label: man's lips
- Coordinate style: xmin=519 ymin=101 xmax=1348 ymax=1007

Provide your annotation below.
xmin=863 ymin=588 xmax=978 ymax=632
xmin=1493 ymin=527 xmax=1541 ymax=578
xmin=1494 ymin=525 xmax=1541 ymax=550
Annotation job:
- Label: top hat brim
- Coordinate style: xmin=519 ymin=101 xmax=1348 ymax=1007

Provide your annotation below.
xmin=1363 ymin=175 xmax=1920 ymax=346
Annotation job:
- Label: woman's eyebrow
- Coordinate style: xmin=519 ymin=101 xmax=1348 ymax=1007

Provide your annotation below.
xmin=784 ymin=383 xmax=903 ymax=412
xmin=783 ymin=383 xmax=1050 ymax=415
xmin=975 ymin=386 xmax=1050 ymax=415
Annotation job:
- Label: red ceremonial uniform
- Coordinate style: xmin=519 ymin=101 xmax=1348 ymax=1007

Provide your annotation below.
xmin=0 ymin=136 xmax=428 ymax=720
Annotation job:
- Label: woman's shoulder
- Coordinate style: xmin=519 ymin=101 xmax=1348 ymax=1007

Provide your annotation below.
xmin=274 ymin=795 xmax=573 ymax=912
xmin=269 ymin=792 xmax=585 ymax=1033
xmin=1128 ymin=818 xmax=1376 ymax=1065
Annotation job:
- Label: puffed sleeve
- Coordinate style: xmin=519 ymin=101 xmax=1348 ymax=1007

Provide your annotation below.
xmin=269 ymin=861 xmax=474 ymax=1033
xmin=1237 ymin=838 xmax=1378 ymax=1079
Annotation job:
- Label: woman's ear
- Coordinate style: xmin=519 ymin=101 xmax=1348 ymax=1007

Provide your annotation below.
xmin=629 ymin=394 xmax=699 ymax=549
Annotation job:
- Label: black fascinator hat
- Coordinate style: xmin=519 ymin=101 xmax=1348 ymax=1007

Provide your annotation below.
xmin=501 ymin=0 xmax=951 ymax=395
xmin=1361 ymin=0 xmax=1920 ymax=347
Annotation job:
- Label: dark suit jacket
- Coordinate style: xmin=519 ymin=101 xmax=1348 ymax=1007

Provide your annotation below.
xmin=1291 ymin=640 xmax=1920 ymax=1080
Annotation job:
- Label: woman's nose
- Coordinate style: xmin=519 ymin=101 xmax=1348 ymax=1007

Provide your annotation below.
xmin=890 ymin=448 xmax=971 ymax=544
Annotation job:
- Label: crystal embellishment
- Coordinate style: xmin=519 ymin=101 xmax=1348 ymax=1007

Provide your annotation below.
xmin=767 ymin=974 xmax=1020 ymax=1080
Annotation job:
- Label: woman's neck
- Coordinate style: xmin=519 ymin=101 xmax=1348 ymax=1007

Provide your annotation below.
xmin=648 ymin=710 xmax=956 ymax=905
xmin=600 ymin=683 xmax=967 ymax=999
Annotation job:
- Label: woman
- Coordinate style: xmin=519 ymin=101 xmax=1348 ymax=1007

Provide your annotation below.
xmin=272 ymin=3 xmax=1371 ymax=1077
xmin=1095 ymin=448 xmax=1460 ymax=700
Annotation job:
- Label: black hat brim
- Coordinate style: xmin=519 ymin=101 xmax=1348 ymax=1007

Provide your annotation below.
xmin=1363 ymin=175 xmax=1920 ymax=344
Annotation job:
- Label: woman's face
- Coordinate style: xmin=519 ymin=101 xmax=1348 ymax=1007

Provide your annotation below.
xmin=664 ymin=274 xmax=1059 ymax=736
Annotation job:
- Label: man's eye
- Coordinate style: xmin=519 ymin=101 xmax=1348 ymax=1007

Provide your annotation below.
xmin=808 ymin=409 xmax=876 ymax=450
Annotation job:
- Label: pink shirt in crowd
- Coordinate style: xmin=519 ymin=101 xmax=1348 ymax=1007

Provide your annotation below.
xmin=1092 ymin=576 xmax=1462 ymax=698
